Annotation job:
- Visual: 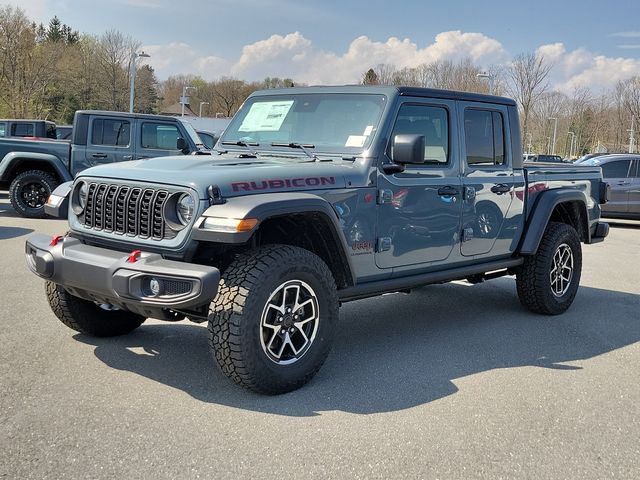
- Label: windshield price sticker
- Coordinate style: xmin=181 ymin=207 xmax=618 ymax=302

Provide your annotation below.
xmin=239 ymin=101 xmax=294 ymax=132
xmin=345 ymin=135 xmax=366 ymax=147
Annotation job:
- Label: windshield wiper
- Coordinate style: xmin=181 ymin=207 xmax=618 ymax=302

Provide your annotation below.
xmin=271 ymin=142 xmax=317 ymax=161
xmin=221 ymin=140 xmax=260 ymax=156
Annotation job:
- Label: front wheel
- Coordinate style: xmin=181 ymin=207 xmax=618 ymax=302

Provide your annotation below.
xmin=208 ymin=245 xmax=339 ymax=394
xmin=46 ymin=282 xmax=146 ymax=337
xmin=516 ymin=222 xmax=582 ymax=315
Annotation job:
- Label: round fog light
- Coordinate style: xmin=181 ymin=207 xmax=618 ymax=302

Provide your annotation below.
xmin=149 ymin=278 xmax=162 ymax=296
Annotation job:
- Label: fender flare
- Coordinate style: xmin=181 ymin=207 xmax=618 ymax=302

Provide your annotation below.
xmin=0 ymin=151 xmax=72 ymax=183
xmin=192 ymin=192 xmax=355 ymax=285
xmin=518 ymin=189 xmax=590 ymax=255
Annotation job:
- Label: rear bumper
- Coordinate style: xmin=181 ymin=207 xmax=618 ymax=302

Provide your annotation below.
xmin=25 ymin=233 xmax=220 ymax=314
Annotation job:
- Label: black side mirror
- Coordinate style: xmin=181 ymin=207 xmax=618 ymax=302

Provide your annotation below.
xmin=176 ymin=137 xmax=188 ymax=153
xmin=393 ymin=134 xmax=425 ymax=164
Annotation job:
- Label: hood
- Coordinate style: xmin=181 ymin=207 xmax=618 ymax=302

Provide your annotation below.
xmin=78 ymin=154 xmax=350 ymax=199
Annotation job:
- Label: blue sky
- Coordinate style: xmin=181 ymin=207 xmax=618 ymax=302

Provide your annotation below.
xmin=4 ymin=0 xmax=640 ymax=91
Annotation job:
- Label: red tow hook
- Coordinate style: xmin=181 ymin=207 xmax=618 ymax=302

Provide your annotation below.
xmin=50 ymin=235 xmax=64 ymax=246
xmin=126 ymin=250 xmax=142 ymax=263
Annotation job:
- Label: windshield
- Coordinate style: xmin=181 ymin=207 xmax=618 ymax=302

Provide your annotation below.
xmin=221 ymin=93 xmax=386 ymax=154
xmin=178 ymin=119 xmax=205 ymax=147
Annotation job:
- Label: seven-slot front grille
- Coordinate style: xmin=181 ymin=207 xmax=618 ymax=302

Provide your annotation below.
xmin=82 ymin=183 xmax=177 ymax=240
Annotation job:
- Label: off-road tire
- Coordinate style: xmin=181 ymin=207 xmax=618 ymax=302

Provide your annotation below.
xmin=208 ymin=244 xmax=339 ymax=394
xmin=46 ymin=281 xmax=146 ymax=337
xmin=9 ymin=170 xmax=58 ymax=218
xmin=516 ymin=222 xmax=582 ymax=315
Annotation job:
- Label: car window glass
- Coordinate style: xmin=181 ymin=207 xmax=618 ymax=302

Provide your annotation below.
xmin=46 ymin=123 xmax=56 ymax=139
xmin=464 ymin=109 xmax=505 ymax=166
xmin=633 ymin=160 xmax=640 ymax=178
xmin=601 ymin=160 xmax=631 ymax=178
xmin=0 ymin=123 xmax=5 ymax=136
xmin=390 ymin=104 xmax=449 ymax=165
xmin=11 ymin=123 xmax=34 ymax=137
xmin=141 ymin=123 xmax=181 ymax=150
xmin=91 ymin=119 xmax=130 ymax=146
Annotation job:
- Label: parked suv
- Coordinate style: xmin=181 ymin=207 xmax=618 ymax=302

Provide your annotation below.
xmin=581 ymin=154 xmax=640 ymax=219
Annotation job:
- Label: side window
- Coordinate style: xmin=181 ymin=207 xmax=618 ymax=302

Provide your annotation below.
xmin=390 ymin=104 xmax=449 ymax=165
xmin=11 ymin=123 xmax=34 ymax=137
xmin=0 ymin=123 xmax=6 ymax=137
xmin=91 ymin=118 xmax=130 ymax=146
xmin=141 ymin=123 xmax=181 ymax=150
xmin=464 ymin=109 xmax=505 ymax=166
xmin=46 ymin=123 xmax=56 ymax=139
xmin=601 ymin=160 xmax=631 ymax=179
xmin=632 ymin=160 xmax=639 ymax=178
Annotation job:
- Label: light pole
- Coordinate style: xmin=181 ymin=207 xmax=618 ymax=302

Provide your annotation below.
xmin=129 ymin=51 xmax=150 ymax=113
xmin=548 ymin=117 xmax=558 ymax=155
xmin=199 ymin=101 xmax=209 ymax=117
xmin=476 ymin=72 xmax=495 ymax=95
xmin=181 ymin=85 xmax=197 ymax=117
xmin=629 ymin=115 xmax=636 ymax=153
xmin=567 ymin=131 xmax=575 ymax=158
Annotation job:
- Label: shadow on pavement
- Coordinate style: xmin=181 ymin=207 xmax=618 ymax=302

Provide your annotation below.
xmin=0 ymin=226 xmax=33 ymax=239
xmin=75 ymin=278 xmax=640 ymax=417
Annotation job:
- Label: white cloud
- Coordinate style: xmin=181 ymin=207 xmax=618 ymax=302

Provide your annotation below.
xmin=145 ymin=32 xmax=640 ymax=94
xmin=611 ymin=31 xmax=640 ymax=38
xmin=0 ymin=0 xmax=51 ymax=22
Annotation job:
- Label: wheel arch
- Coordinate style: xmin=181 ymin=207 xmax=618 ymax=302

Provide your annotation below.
xmin=191 ymin=192 xmax=355 ymax=289
xmin=519 ymin=189 xmax=590 ymax=256
xmin=1 ymin=152 xmax=72 ymax=184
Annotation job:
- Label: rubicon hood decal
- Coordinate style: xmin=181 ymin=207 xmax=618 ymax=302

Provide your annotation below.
xmin=232 ymin=177 xmax=336 ymax=192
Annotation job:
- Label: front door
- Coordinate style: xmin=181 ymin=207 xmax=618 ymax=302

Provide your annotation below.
xmin=629 ymin=160 xmax=640 ymax=215
xmin=458 ymin=103 xmax=515 ymax=257
xmin=375 ymin=100 xmax=462 ymax=269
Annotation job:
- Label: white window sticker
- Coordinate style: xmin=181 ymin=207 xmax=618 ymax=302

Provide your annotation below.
xmin=239 ymin=101 xmax=294 ymax=132
xmin=345 ymin=135 xmax=366 ymax=147
xmin=363 ymin=125 xmax=374 ymax=136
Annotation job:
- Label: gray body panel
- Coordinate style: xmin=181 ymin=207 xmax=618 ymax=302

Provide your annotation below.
xmin=30 ymin=86 xmax=607 ymax=297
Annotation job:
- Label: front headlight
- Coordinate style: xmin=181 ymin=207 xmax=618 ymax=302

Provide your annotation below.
xmin=176 ymin=193 xmax=195 ymax=225
xmin=71 ymin=181 xmax=88 ymax=215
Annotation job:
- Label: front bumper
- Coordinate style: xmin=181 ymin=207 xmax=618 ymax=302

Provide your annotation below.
xmin=25 ymin=233 xmax=220 ymax=316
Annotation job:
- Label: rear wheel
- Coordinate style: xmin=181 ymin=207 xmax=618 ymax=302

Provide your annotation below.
xmin=9 ymin=170 xmax=58 ymax=218
xmin=46 ymin=282 xmax=146 ymax=337
xmin=208 ymin=245 xmax=339 ymax=394
xmin=516 ymin=222 xmax=582 ymax=315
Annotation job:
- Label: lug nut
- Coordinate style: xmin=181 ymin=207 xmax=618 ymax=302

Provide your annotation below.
xmin=289 ymin=328 xmax=295 ymax=333
xmin=281 ymin=329 xmax=286 ymax=334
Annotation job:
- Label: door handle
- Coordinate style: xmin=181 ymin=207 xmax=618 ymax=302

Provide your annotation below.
xmin=491 ymin=183 xmax=512 ymax=195
xmin=122 ymin=155 xmax=133 ymax=160
xmin=617 ymin=181 xmax=630 ymax=185
xmin=92 ymin=153 xmax=108 ymax=158
xmin=437 ymin=186 xmax=459 ymax=196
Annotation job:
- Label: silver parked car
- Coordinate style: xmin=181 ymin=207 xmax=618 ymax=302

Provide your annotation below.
xmin=582 ymin=154 xmax=640 ymax=219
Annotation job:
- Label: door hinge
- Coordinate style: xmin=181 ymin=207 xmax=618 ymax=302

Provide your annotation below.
xmin=377 ymin=237 xmax=392 ymax=252
xmin=377 ymin=189 xmax=393 ymax=204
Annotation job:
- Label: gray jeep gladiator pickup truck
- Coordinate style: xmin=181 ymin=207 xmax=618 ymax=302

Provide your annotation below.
xmin=25 ymin=86 xmax=610 ymax=394
xmin=1 ymin=110 xmax=206 ymax=218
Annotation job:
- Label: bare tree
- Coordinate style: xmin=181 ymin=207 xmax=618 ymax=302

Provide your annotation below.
xmin=506 ymin=52 xmax=552 ymax=143
xmin=96 ymin=29 xmax=139 ymax=110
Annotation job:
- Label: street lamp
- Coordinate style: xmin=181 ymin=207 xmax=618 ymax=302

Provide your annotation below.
xmin=476 ymin=72 xmax=496 ymax=95
xmin=548 ymin=117 xmax=558 ymax=155
xmin=567 ymin=131 xmax=575 ymax=158
xmin=129 ymin=51 xmax=150 ymax=113
xmin=199 ymin=101 xmax=209 ymax=117
xmin=181 ymin=85 xmax=197 ymax=117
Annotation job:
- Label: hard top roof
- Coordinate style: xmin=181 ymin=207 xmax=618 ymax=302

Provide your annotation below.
xmin=250 ymin=85 xmax=516 ymax=106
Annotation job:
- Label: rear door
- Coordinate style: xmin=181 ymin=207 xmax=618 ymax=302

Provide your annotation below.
xmin=81 ymin=116 xmax=134 ymax=171
xmin=136 ymin=121 xmax=184 ymax=159
xmin=459 ymin=102 xmax=515 ymax=257
xmin=602 ymin=159 xmax=633 ymax=214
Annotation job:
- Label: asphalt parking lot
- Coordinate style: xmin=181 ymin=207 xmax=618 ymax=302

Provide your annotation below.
xmin=1 ymin=190 xmax=639 ymax=479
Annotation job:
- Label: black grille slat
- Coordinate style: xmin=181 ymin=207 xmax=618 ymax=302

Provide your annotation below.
xmin=81 ymin=183 xmax=176 ymax=241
